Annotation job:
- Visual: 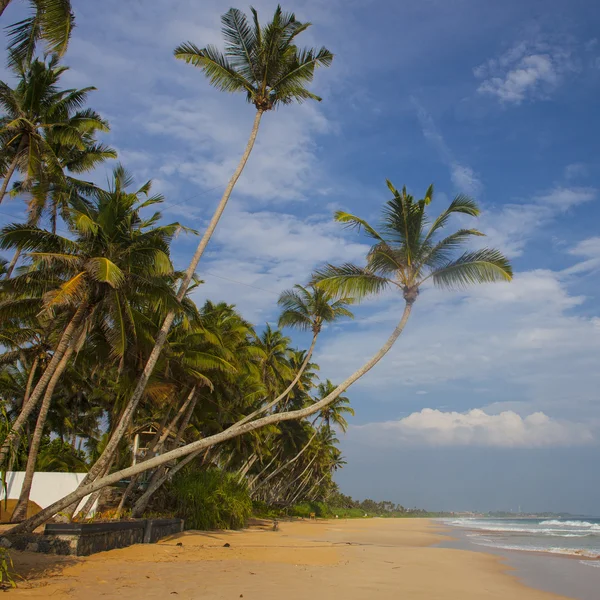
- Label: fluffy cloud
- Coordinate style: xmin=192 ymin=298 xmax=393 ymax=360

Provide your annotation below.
xmin=475 ymin=38 xmax=578 ymax=104
xmin=185 ymin=205 xmax=369 ymax=320
xmin=351 ymin=408 xmax=595 ymax=448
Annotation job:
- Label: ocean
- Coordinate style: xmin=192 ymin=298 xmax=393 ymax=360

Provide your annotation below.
xmin=443 ymin=517 xmax=600 ymax=565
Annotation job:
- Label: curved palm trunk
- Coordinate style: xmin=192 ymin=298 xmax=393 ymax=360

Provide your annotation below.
xmin=237 ymin=331 xmax=318 ymax=427
xmin=115 ymin=388 xmax=197 ymax=515
xmin=77 ymin=109 xmax=264 ymax=491
xmin=11 ymin=346 xmax=74 ymax=522
xmin=5 ymin=248 xmax=21 ymax=278
xmin=0 ymin=0 xmax=11 ymax=17
xmin=253 ymin=430 xmax=318 ymax=494
xmin=76 ymin=455 xmax=115 ymax=520
xmin=247 ymin=449 xmax=281 ymax=490
xmin=10 ymin=300 xmax=413 ymax=533
xmin=0 ymin=302 xmax=88 ymax=466
xmin=0 ymin=153 xmax=18 ymax=204
xmin=130 ymin=448 xmax=202 ymax=518
xmin=8 ymin=355 xmax=40 ymax=472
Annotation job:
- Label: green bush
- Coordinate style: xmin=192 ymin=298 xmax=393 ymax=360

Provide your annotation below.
xmin=169 ymin=468 xmax=252 ymax=530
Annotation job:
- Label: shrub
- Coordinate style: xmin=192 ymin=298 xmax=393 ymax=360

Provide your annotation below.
xmin=169 ymin=468 xmax=252 ymax=530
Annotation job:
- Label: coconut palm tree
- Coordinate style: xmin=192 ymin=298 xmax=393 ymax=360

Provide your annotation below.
xmin=0 ymin=55 xmax=109 ymax=204
xmin=77 ymin=5 xmax=334 ymax=496
xmin=0 ymin=166 xmax=184 ymax=516
xmin=1 ymin=0 xmax=74 ymax=66
xmin=314 ymin=380 xmax=353 ymax=432
xmin=10 ymin=182 xmax=512 ymax=533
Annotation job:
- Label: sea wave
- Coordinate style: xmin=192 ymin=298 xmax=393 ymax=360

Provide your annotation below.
xmin=540 ymin=520 xmax=600 ymax=530
xmin=471 ymin=539 xmax=600 ymax=559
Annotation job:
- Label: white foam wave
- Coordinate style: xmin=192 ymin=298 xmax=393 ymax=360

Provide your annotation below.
xmin=540 ymin=520 xmax=600 ymax=530
xmin=471 ymin=539 xmax=600 ymax=558
xmin=581 ymin=560 xmax=600 ymax=568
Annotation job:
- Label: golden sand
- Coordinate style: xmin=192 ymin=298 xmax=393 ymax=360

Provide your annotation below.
xmin=6 ymin=518 xmax=572 ymax=599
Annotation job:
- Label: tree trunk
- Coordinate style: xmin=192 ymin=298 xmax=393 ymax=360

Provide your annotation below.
xmin=4 ymin=248 xmax=21 ymax=278
xmin=77 ymin=109 xmax=264 ymax=492
xmin=11 ymin=347 xmax=74 ymax=522
xmin=122 ymin=389 xmax=198 ymax=516
xmin=253 ymin=430 xmax=318 ymax=494
xmin=238 ymin=331 xmax=318 ymax=427
xmin=23 ymin=355 xmax=39 ymax=405
xmin=247 ymin=449 xmax=281 ymax=490
xmin=0 ymin=151 xmax=18 ymax=204
xmin=131 ymin=448 xmax=202 ymax=518
xmin=76 ymin=456 xmax=115 ymax=520
xmin=0 ymin=303 xmax=88 ymax=466
xmin=9 ymin=301 xmax=413 ymax=533
xmin=0 ymin=0 xmax=12 ymax=17
xmin=7 ymin=355 xmax=39 ymax=473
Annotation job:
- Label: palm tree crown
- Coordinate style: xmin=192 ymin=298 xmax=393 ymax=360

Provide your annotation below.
xmin=174 ymin=5 xmax=333 ymax=111
xmin=3 ymin=0 xmax=74 ymax=67
xmin=278 ymin=284 xmax=354 ymax=334
xmin=0 ymin=55 xmax=111 ymax=203
xmin=314 ymin=182 xmax=512 ymax=304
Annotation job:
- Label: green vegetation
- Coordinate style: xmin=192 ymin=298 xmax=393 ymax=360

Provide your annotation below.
xmin=0 ymin=2 xmax=512 ymax=537
xmin=169 ymin=468 xmax=252 ymax=531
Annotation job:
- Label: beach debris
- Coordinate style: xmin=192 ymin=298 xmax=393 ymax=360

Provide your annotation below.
xmin=176 ymin=542 xmax=183 ymax=547
xmin=223 ymin=543 xmax=231 ymax=547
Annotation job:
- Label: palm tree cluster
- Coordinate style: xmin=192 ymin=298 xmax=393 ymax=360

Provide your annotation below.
xmin=0 ymin=4 xmax=512 ymax=533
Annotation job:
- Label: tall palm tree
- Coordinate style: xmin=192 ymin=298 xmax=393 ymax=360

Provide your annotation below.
xmin=0 ymin=56 xmax=109 ymax=204
xmin=10 ymin=182 xmax=512 ymax=533
xmin=0 ymin=166 xmax=183 ymax=493
xmin=78 ymin=5 xmax=334 ymax=494
xmin=1 ymin=0 xmax=74 ymax=66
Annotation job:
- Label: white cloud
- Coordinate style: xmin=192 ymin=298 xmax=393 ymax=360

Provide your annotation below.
xmin=351 ymin=408 xmax=595 ymax=448
xmin=475 ymin=186 xmax=596 ymax=257
xmin=564 ymin=163 xmax=588 ymax=180
xmin=475 ymin=38 xmax=578 ymax=104
xmin=562 ymin=237 xmax=600 ymax=276
xmin=412 ymin=98 xmax=482 ymax=195
xmin=315 ymin=268 xmax=600 ymax=419
xmin=187 ymin=205 xmax=369 ymax=320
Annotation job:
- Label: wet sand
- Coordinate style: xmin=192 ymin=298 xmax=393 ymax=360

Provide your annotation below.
xmin=6 ymin=518 xmax=573 ymax=599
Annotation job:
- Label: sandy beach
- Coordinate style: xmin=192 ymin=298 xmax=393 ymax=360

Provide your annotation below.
xmin=4 ymin=518 xmax=573 ymax=599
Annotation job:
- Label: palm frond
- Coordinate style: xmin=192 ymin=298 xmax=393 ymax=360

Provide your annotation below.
xmin=174 ymin=43 xmax=253 ymax=94
xmin=429 ymin=248 xmax=513 ymax=289
xmin=312 ymin=263 xmax=393 ymax=300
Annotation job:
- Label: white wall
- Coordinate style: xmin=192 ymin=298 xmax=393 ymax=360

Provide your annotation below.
xmin=1 ymin=472 xmax=97 ymax=514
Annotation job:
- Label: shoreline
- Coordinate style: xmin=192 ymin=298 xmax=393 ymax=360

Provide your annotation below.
xmin=6 ymin=517 xmax=574 ymax=599
xmin=438 ymin=520 xmax=599 ymax=600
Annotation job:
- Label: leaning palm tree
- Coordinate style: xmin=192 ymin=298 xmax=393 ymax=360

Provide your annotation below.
xmin=1 ymin=0 xmax=74 ymax=66
xmin=10 ymin=181 xmax=512 ymax=534
xmin=0 ymin=165 xmax=183 ymax=483
xmin=76 ymin=4 xmax=334 ymax=492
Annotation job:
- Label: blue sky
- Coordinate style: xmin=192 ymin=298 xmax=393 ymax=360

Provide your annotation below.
xmin=1 ymin=0 xmax=600 ymax=514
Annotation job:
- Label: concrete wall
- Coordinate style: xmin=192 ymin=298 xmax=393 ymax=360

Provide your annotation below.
xmin=1 ymin=472 xmax=97 ymax=515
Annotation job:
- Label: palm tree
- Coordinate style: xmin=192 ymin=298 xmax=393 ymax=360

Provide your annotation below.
xmin=314 ymin=380 xmax=354 ymax=432
xmin=1 ymin=0 xmax=74 ymax=66
xmin=77 ymin=5 xmax=334 ymax=495
xmin=10 ymin=182 xmax=512 ymax=533
xmin=0 ymin=56 xmax=109 ymax=204
xmin=0 ymin=167 xmax=183 ymax=514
